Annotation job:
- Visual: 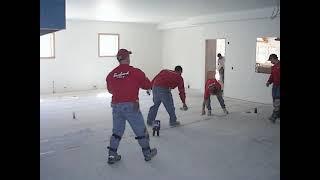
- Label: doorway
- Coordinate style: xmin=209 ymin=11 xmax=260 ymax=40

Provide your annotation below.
xmin=205 ymin=38 xmax=226 ymax=89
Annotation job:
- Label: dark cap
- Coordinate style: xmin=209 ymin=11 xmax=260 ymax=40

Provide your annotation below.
xmin=268 ymin=54 xmax=278 ymax=61
xmin=116 ymin=49 xmax=132 ymax=61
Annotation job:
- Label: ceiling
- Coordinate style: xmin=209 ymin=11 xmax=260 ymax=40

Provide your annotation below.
xmin=66 ymin=0 xmax=279 ymax=24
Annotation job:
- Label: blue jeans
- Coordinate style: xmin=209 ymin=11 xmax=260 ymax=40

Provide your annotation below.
xmin=206 ymin=91 xmax=226 ymax=110
xmin=147 ymin=86 xmax=177 ymax=125
xmin=108 ymin=102 xmax=150 ymax=156
xmin=272 ymin=85 xmax=280 ymax=100
xmin=271 ymin=85 xmax=280 ymax=117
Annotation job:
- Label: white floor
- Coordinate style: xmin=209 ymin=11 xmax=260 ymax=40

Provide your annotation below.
xmin=40 ymin=89 xmax=280 ymax=180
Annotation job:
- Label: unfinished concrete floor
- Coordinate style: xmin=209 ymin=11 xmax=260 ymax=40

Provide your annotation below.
xmin=40 ymin=89 xmax=280 ymax=180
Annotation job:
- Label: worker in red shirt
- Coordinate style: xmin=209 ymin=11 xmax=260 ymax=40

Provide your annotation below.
xmin=147 ymin=66 xmax=188 ymax=127
xmin=201 ymin=75 xmax=229 ymax=116
xmin=106 ymin=49 xmax=157 ymax=164
xmin=266 ymin=54 xmax=280 ymax=123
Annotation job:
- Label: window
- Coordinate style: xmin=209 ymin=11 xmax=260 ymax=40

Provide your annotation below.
xmin=40 ymin=33 xmax=55 ymax=58
xmin=98 ymin=33 xmax=119 ymax=57
xmin=255 ymin=37 xmax=280 ymax=74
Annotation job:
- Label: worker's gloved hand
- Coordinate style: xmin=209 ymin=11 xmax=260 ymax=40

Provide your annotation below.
xmin=146 ymin=89 xmax=151 ymax=96
xmin=181 ymin=103 xmax=188 ymax=111
xmin=266 ymin=82 xmax=270 ymax=87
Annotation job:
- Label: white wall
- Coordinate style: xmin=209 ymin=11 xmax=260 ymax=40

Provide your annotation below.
xmin=41 ymin=8 xmax=280 ymax=104
xmin=160 ymin=9 xmax=279 ymax=104
xmin=204 ymin=18 xmax=280 ymax=104
xmin=40 ymin=20 xmax=162 ymax=94
xmin=161 ymin=26 xmax=205 ymax=91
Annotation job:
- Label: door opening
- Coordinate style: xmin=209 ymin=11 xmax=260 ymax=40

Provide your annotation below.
xmin=205 ymin=39 xmax=226 ymax=90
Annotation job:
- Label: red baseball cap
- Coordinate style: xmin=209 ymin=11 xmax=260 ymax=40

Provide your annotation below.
xmin=116 ymin=49 xmax=132 ymax=60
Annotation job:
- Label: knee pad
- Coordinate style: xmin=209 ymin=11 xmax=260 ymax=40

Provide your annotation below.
xmin=135 ymin=129 xmax=150 ymax=147
xmin=112 ymin=133 xmax=122 ymax=140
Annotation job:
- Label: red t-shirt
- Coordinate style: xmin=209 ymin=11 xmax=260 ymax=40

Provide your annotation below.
xmin=151 ymin=69 xmax=186 ymax=104
xmin=106 ymin=64 xmax=151 ymax=103
xmin=267 ymin=62 xmax=280 ymax=86
xmin=204 ymin=78 xmax=222 ymax=99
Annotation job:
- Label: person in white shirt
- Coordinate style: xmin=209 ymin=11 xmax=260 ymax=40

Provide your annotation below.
xmin=217 ymin=53 xmax=225 ymax=83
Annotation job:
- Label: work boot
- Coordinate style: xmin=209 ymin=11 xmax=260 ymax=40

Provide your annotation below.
xmin=201 ymin=109 xmax=206 ymax=115
xmin=207 ymin=110 xmax=212 ymax=116
xmin=169 ymin=121 xmax=181 ymax=127
xmin=107 ymin=153 xmax=121 ymax=164
xmin=107 ymin=146 xmax=121 ymax=164
xmin=223 ymin=108 xmax=229 ymax=114
xmin=143 ymin=148 xmax=157 ymax=161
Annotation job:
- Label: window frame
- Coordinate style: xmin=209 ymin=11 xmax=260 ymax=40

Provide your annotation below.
xmin=98 ymin=33 xmax=120 ymax=57
xmin=255 ymin=37 xmax=280 ymax=74
xmin=40 ymin=33 xmax=56 ymax=59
